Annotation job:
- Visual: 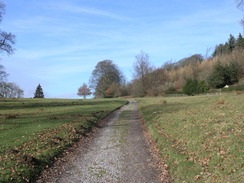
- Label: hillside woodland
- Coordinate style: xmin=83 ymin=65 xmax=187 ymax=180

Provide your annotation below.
xmin=93 ymin=33 xmax=244 ymax=98
xmin=129 ymin=34 xmax=244 ymax=97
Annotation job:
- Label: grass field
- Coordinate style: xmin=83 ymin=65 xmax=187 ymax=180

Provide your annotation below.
xmin=0 ymin=98 xmax=127 ymax=182
xmin=137 ymin=93 xmax=244 ymax=183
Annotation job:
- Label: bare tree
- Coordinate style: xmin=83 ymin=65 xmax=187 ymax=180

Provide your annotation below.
xmin=204 ymin=47 xmax=212 ymax=60
xmin=77 ymin=83 xmax=92 ymax=99
xmin=236 ymin=0 xmax=244 ymax=30
xmin=133 ymin=51 xmax=153 ymax=96
xmin=0 ymin=2 xmax=5 ymax=22
xmin=0 ymin=64 xmax=7 ymax=81
xmin=0 ymin=31 xmax=15 ymax=55
xmin=89 ymin=60 xmax=124 ymax=98
xmin=0 ymin=64 xmax=24 ymax=98
xmin=0 ymin=1 xmax=15 ymax=55
xmin=0 ymin=82 xmax=24 ymax=98
xmin=236 ymin=0 xmax=244 ymax=11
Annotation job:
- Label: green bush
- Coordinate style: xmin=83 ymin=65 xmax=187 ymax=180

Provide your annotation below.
xmin=183 ymin=79 xmax=209 ymax=95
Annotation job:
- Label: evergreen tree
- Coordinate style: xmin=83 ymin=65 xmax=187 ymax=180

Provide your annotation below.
xmin=183 ymin=79 xmax=198 ymax=95
xmin=227 ymin=34 xmax=236 ymax=52
xmin=236 ymin=33 xmax=244 ymax=49
xmin=224 ymin=42 xmax=229 ymax=53
xmin=207 ymin=62 xmax=239 ymax=88
xmin=212 ymin=43 xmax=228 ymax=57
xmin=183 ymin=79 xmax=209 ymax=95
xmin=207 ymin=63 xmax=228 ymax=88
xmin=212 ymin=44 xmax=222 ymax=57
xmin=212 ymin=34 xmax=244 ymax=57
xmin=227 ymin=61 xmax=239 ymax=83
xmin=34 ymin=84 xmax=44 ymax=98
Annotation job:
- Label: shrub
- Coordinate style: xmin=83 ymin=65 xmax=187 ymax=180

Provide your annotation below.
xmin=183 ymin=79 xmax=209 ymax=95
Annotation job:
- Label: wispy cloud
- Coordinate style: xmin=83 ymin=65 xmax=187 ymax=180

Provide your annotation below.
xmin=40 ymin=62 xmax=93 ymax=78
xmin=8 ymin=16 xmax=54 ymax=31
xmin=45 ymin=1 xmax=132 ymax=22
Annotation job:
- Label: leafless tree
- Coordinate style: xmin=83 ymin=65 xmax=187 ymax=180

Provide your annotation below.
xmin=236 ymin=0 xmax=244 ymax=11
xmin=133 ymin=51 xmax=153 ymax=96
xmin=0 ymin=64 xmax=7 ymax=81
xmin=0 ymin=1 xmax=15 ymax=55
xmin=0 ymin=82 xmax=24 ymax=98
xmin=236 ymin=0 xmax=244 ymax=30
xmin=77 ymin=83 xmax=92 ymax=99
xmin=0 ymin=2 xmax=5 ymax=22
xmin=204 ymin=47 xmax=212 ymax=60
xmin=0 ymin=31 xmax=15 ymax=55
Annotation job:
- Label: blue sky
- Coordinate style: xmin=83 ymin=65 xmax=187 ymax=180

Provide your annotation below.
xmin=1 ymin=0 xmax=243 ymax=98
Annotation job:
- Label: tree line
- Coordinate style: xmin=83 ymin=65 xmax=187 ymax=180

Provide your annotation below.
xmin=77 ymin=1 xmax=244 ymax=98
xmin=212 ymin=34 xmax=244 ymax=57
xmin=78 ymin=33 xmax=244 ymax=98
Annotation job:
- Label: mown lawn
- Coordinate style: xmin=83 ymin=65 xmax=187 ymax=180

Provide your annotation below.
xmin=0 ymin=98 xmax=127 ymax=182
xmin=137 ymin=93 xmax=243 ymax=183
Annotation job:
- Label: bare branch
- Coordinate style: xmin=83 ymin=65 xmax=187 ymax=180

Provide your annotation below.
xmin=0 ymin=64 xmax=8 ymax=81
xmin=236 ymin=0 xmax=244 ymax=11
xmin=0 ymin=2 xmax=5 ymax=23
xmin=0 ymin=31 xmax=15 ymax=55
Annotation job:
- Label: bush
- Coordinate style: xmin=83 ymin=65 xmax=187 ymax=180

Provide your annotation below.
xmin=183 ymin=79 xmax=209 ymax=95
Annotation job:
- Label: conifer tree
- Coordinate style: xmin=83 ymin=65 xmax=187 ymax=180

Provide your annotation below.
xmin=236 ymin=33 xmax=244 ymax=49
xmin=207 ymin=62 xmax=240 ymax=88
xmin=183 ymin=79 xmax=198 ymax=95
xmin=34 ymin=84 xmax=44 ymax=98
xmin=183 ymin=79 xmax=209 ymax=95
xmin=212 ymin=43 xmax=228 ymax=57
xmin=227 ymin=34 xmax=236 ymax=52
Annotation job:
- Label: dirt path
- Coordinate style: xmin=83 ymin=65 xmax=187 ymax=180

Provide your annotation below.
xmin=36 ymin=100 xmax=170 ymax=183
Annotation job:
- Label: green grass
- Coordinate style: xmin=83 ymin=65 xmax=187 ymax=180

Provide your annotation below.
xmin=137 ymin=93 xmax=244 ymax=183
xmin=222 ymin=85 xmax=244 ymax=92
xmin=0 ymin=98 xmax=127 ymax=183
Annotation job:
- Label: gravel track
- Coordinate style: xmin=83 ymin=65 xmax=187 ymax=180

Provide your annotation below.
xmin=36 ymin=100 xmax=167 ymax=183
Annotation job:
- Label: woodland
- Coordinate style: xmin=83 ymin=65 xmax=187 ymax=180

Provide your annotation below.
xmin=86 ymin=33 xmax=244 ymax=98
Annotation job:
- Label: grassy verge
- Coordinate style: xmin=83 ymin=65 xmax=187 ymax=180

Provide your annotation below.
xmin=0 ymin=98 xmax=127 ymax=182
xmin=137 ymin=93 xmax=243 ymax=182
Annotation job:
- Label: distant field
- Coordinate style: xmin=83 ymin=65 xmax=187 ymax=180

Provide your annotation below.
xmin=0 ymin=98 xmax=127 ymax=182
xmin=137 ymin=93 xmax=244 ymax=183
